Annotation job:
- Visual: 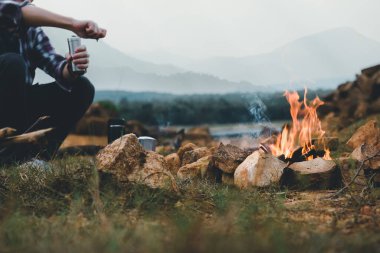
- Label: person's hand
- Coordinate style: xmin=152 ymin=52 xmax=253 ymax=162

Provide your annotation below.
xmin=71 ymin=20 xmax=107 ymax=39
xmin=65 ymin=45 xmax=89 ymax=73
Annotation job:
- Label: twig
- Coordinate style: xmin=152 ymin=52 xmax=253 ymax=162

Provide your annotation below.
xmin=328 ymin=150 xmax=380 ymax=199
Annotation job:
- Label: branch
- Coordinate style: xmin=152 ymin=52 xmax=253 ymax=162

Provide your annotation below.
xmin=328 ymin=149 xmax=380 ymax=199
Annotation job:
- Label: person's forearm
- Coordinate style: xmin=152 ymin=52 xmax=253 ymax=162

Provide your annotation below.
xmin=62 ymin=65 xmax=72 ymax=80
xmin=21 ymin=5 xmax=75 ymax=30
xmin=62 ymin=64 xmax=79 ymax=81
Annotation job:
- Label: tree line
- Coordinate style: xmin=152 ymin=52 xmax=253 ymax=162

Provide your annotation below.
xmin=97 ymin=90 xmax=332 ymax=126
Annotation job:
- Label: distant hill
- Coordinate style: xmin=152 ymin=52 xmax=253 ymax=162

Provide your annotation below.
xmin=34 ymin=28 xmax=260 ymax=94
xmin=176 ymin=27 xmax=380 ymax=90
xmin=34 ymin=27 xmax=380 ymax=93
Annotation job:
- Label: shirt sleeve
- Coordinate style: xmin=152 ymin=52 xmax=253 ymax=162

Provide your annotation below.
xmin=0 ymin=1 xmax=30 ymax=30
xmin=30 ymin=27 xmax=73 ymax=92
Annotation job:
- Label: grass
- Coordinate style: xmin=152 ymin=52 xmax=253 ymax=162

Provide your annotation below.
xmin=0 ymin=156 xmax=379 ymax=253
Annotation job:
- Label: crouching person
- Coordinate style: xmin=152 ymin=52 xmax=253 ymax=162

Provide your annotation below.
xmin=0 ymin=0 xmax=107 ymax=162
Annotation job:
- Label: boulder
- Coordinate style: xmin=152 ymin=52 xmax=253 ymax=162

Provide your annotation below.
xmin=177 ymin=143 xmax=198 ymax=160
xmin=96 ymin=134 xmax=174 ymax=189
xmin=182 ymin=147 xmax=212 ymax=166
xmin=127 ymin=152 xmax=175 ymax=189
xmin=177 ymin=156 xmax=212 ymax=180
xmin=347 ymin=120 xmax=380 ymax=149
xmin=351 ymin=144 xmax=380 ymax=170
xmin=213 ymin=143 xmax=250 ymax=174
xmin=281 ymin=158 xmax=341 ymax=189
xmin=165 ymin=153 xmax=181 ymax=175
xmin=234 ymin=150 xmax=287 ymax=188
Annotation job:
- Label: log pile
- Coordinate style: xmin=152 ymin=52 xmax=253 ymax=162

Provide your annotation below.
xmin=320 ymin=64 xmax=380 ymax=130
xmin=0 ymin=117 xmax=55 ymax=162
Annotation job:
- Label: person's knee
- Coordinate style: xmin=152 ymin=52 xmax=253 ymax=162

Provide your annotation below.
xmin=72 ymin=76 xmax=95 ymax=107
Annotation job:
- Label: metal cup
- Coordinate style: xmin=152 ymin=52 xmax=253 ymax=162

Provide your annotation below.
xmin=67 ymin=36 xmax=86 ymax=74
xmin=107 ymin=119 xmax=126 ymax=144
xmin=138 ymin=136 xmax=157 ymax=151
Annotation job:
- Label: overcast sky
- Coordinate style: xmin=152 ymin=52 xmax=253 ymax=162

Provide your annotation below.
xmin=37 ymin=0 xmax=380 ymax=59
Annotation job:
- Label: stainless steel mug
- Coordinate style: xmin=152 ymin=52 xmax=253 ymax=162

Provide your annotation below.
xmin=138 ymin=136 xmax=157 ymax=151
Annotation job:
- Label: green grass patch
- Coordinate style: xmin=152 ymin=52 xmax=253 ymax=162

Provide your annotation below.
xmin=0 ymin=156 xmax=379 ymax=253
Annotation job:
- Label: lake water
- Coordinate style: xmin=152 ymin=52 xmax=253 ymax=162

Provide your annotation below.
xmin=160 ymin=121 xmax=286 ymax=148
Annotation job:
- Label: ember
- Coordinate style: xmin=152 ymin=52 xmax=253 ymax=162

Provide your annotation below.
xmin=270 ymin=89 xmax=331 ymax=161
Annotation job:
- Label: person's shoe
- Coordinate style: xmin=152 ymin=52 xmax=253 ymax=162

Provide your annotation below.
xmin=18 ymin=158 xmax=52 ymax=172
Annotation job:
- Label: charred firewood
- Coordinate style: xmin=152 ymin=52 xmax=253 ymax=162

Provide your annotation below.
xmin=278 ymin=147 xmax=326 ymax=164
xmin=0 ymin=128 xmax=17 ymax=140
xmin=0 ymin=128 xmax=53 ymax=147
xmin=0 ymin=128 xmax=54 ymax=163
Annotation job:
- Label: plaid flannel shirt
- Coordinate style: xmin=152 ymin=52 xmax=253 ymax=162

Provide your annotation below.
xmin=0 ymin=0 xmax=71 ymax=91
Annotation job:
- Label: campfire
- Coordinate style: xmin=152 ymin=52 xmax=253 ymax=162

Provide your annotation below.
xmin=270 ymin=89 xmax=332 ymax=163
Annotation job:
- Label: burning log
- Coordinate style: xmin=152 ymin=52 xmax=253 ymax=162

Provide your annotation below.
xmin=278 ymin=146 xmax=326 ymax=164
xmin=234 ymin=150 xmax=287 ymax=188
xmin=280 ymin=158 xmax=342 ymax=190
xmin=270 ymin=89 xmax=332 ymax=162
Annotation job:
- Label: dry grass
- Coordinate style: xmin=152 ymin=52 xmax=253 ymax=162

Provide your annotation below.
xmin=0 ymin=155 xmax=379 ymax=253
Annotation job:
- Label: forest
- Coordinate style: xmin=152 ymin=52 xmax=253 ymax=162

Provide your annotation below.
xmin=96 ymin=89 xmax=332 ymax=125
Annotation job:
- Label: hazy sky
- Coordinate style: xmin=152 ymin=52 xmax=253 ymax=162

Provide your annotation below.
xmin=37 ymin=0 xmax=380 ymax=59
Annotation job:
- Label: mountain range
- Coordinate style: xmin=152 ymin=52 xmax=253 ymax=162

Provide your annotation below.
xmin=34 ymin=27 xmax=380 ymax=94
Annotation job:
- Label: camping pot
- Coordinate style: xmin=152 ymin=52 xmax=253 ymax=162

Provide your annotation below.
xmin=107 ymin=118 xmax=126 ymax=143
xmin=138 ymin=136 xmax=157 ymax=151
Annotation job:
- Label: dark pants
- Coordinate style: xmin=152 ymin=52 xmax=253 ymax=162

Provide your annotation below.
xmin=0 ymin=53 xmax=95 ymax=161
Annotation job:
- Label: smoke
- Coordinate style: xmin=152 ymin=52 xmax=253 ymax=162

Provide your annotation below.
xmin=245 ymin=94 xmax=270 ymax=124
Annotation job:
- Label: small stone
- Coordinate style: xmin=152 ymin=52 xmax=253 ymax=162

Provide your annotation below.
xmin=182 ymin=147 xmax=212 ymax=166
xmin=360 ymin=205 xmax=372 ymax=216
xmin=177 ymin=143 xmax=198 ymax=160
xmin=165 ymin=153 xmax=181 ymax=175
xmin=177 ymin=156 xmax=212 ymax=180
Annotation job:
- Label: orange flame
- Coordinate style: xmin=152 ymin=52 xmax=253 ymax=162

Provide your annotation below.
xmin=270 ymin=89 xmax=331 ymax=160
